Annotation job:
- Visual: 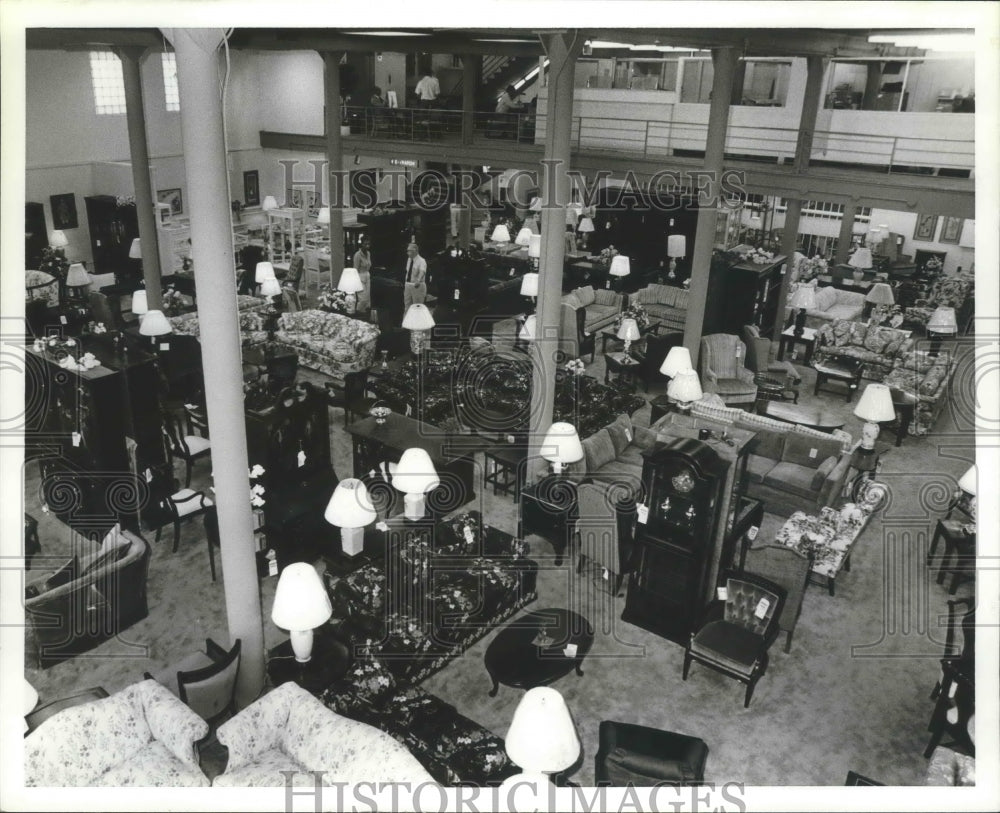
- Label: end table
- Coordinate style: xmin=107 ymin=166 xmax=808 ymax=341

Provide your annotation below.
xmin=267 ymin=627 xmax=352 ymax=695
xmin=519 ymin=476 xmax=578 ymax=565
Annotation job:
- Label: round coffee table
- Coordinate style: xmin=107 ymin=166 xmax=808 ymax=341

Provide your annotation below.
xmin=484 ymin=608 xmax=594 ymax=696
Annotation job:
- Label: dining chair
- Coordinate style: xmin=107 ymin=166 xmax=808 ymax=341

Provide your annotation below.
xmin=150 ymin=468 xmax=214 ymax=554
xmin=161 ymin=408 xmax=211 ymax=488
xmin=146 ymin=638 xmax=242 ymax=728
xmin=325 ymin=370 xmax=377 ymax=427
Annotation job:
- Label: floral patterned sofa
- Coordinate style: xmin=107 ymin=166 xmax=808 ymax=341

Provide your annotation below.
xmin=901 ymin=270 xmax=975 ymax=333
xmin=167 ymin=294 xmax=268 ymax=337
xmin=320 ymin=511 xmax=537 ymax=785
xmin=883 ymin=349 xmax=958 ymax=436
xmin=812 ymin=320 xmax=915 ymax=381
xmin=25 ymin=679 xmax=209 ymax=787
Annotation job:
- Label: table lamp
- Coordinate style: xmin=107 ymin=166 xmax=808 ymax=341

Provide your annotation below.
xmin=500 ymin=687 xmax=580 ymax=801
xmin=519 ymin=314 xmax=537 ymax=342
xmin=325 ymin=477 xmax=377 ymax=556
xmin=520 ymin=272 xmax=538 ymax=309
xmin=338 ymin=267 xmax=364 ymax=313
xmin=392 ymin=447 xmax=440 ymax=520
xmin=49 ymin=230 xmax=69 ymax=249
xmin=848 ymin=247 xmax=873 ymax=279
xmin=402 ymin=303 xmax=435 ymax=355
xmin=490 ymin=224 xmax=511 ymax=246
xmin=788 ymin=284 xmax=817 ymax=336
xmin=270 ymin=562 xmax=333 ymax=663
xmin=667 ymin=234 xmax=686 ymax=278
xmin=667 ymin=369 xmax=702 ymax=411
xmin=260 ymin=276 xmax=282 ymax=299
xmin=608 ymin=255 xmax=630 ymax=290
xmin=528 ymin=234 xmax=542 ymax=270
xmin=957 ymin=465 xmax=976 ymax=496
xmin=529 ymin=196 xmax=543 ymax=213
xmin=541 ymin=422 xmax=583 ymax=475
xmin=617 ymin=317 xmax=640 ymax=357
xmin=854 ymin=383 xmax=896 ymax=449
xmin=255 ymin=261 xmax=277 ymax=284
xmin=515 ymin=227 xmax=533 ymax=247
xmin=317 ymin=207 xmax=330 ymax=225
xmin=139 ymin=309 xmax=172 ymax=339
xmin=659 ymin=346 xmax=693 ymax=378
xmin=577 ymin=216 xmax=595 ymax=249
xmin=65 ymin=262 xmax=91 ymax=302
xmin=262 ymin=195 xmax=279 ymax=212
xmin=131 ymin=288 xmax=148 ymax=316
xmin=865 ymin=282 xmax=895 ymax=321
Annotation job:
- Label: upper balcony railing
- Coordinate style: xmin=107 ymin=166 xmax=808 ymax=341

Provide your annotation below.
xmin=342 ymin=105 xmax=974 ymax=176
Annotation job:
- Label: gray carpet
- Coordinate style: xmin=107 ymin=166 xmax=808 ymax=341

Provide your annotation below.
xmin=22 ymin=337 xmax=977 ymax=786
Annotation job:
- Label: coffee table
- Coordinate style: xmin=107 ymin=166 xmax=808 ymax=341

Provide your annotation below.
xmin=754 ymin=373 xmax=798 ymax=408
xmin=763 ymin=401 xmax=846 ymax=433
xmin=484 ymin=608 xmax=594 ymax=696
xmin=813 ymin=357 xmax=863 ymax=402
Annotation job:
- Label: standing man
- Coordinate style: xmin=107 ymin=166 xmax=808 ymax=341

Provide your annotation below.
xmin=415 ymin=70 xmax=440 ymax=109
xmin=403 ymin=242 xmax=427 ymax=310
xmin=352 ymin=236 xmax=373 ymax=314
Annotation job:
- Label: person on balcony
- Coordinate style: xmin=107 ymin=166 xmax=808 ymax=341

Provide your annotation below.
xmin=415 ymin=71 xmax=440 ymax=109
xmin=403 ymin=242 xmax=428 ymax=310
xmin=495 ymin=85 xmax=523 ymax=114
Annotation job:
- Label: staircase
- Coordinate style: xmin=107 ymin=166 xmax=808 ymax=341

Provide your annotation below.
xmin=451 ymin=55 xmax=544 ymax=106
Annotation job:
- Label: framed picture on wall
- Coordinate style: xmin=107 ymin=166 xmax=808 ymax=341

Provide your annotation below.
xmin=913 ymin=213 xmax=938 ymax=242
xmin=243 ymin=170 xmax=260 ymax=207
xmin=157 ymin=188 xmax=184 ymax=216
xmin=50 ymin=193 xmax=78 ymax=230
xmin=939 ymin=216 xmax=964 ymax=244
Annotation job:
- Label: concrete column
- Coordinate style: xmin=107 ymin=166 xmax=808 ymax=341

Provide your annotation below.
xmin=527 ymin=31 xmax=580 ymax=481
xmin=776 ymin=55 xmax=828 ymax=327
xmin=457 ymin=191 xmax=472 ymax=249
xmin=836 ymin=200 xmax=859 ymax=265
xmin=862 ymin=62 xmax=883 ymax=110
xmin=167 ymin=28 xmax=264 ymax=706
xmin=461 ymin=54 xmax=480 ymax=145
xmin=683 ymin=46 xmax=737 ymax=364
xmin=730 ymin=58 xmax=747 ymax=105
xmin=323 ymin=52 xmax=346 ymax=277
xmin=117 ymin=46 xmax=163 ymax=309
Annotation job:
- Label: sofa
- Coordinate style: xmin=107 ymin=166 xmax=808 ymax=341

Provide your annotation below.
xmin=560 ymin=285 xmax=624 ymax=358
xmin=628 ymin=283 xmax=690 ymax=332
xmin=167 ymin=294 xmax=268 ymax=336
xmin=883 ymin=349 xmax=959 ymax=436
xmin=25 ymin=679 xmax=209 ymax=787
xmin=574 ymin=412 xmax=661 ymax=491
xmin=926 ymin=747 xmax=975 ymax=786
xmin=902 ymin=270 xmax=975 ymax=333
xmin=214 ymin=682 xmax=434 ymax=787
xmin=812 ymin=319 xmax=914 ymax=382
xmin=25 ymin=526 xmax=151 ymax=668
xmin=794 ymin=284 xmax=865 ymax=329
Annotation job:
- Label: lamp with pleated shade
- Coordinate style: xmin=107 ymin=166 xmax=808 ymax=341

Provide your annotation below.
xmin=541 ymin=422 xmax=583 ymax=475
xmin=49 ymin=230 xmax=69 ymax=249
xmin=490 ymin=224 xmax=511 ymax=245
xmin=500 ymin=687 xmax=580 ymax=797
xmin=139 ymin=309 xmax=172 ymax=337
xmin=659 ymin=346 xmax=693 ymax=378
xmin=854 ymin=383 xmax=896 ymax=449
xmin=128 ymin=238 xmax=142 ymax=259
xmin=325 ymin=478 xmax=377 ymax=555
xmin=271 ymin=562 xmax=333 ymax=663
xmin=865 ymin=283 xmax=895 ymax=305
xmin=515 ymin=227 xmax=533 ymax=247
xmin=667 ymin=369 xmax=702 ymax=408
xmin=392 ymin=448 xmax=440 ymax=520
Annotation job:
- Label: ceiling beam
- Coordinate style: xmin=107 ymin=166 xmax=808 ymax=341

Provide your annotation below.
xmin=26 ymin=28 xmax=163 ymax=51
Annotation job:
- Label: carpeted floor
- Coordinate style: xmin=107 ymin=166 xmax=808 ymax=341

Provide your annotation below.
xmin=21 ymin=332 xmax=977 ymax=786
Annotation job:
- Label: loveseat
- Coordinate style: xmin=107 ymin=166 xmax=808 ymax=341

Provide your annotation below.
xmin=812 ymin=319 xmax=914 ymax=381
xmin=560 ymin=284 xmax=624 ymax=358
xmin=25 ymin=679 xmax=209 ymax=787
xmin=168 ymin=294 xmax=268 ymax=336
xmin=25 ymin=527 xmax=151 ymax=668
xmin=883 ymin=349 xmax=958 ymax=436
xmin=628 ymin=283 xmax=690 ymax=332
xmin=214 ymin=682 xmax=434 ymax=787
xmin=902 ymin=270 xmax=975 ymax=333
xmin=794 ymin=284 xmax=865 ymax=329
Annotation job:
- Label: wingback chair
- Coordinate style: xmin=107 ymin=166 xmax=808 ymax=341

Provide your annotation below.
xmin=742 ymin=324 xmax=800 ymax=401
xmin=699 ymin=333 xmax=758 ymax=407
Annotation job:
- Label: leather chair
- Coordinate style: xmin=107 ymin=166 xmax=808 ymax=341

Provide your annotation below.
xmin=743 ymin=543 xmax=812 ymax=652
xmin=595 ymin=721 xmax=708 ymax=786
xmin=146 ymin=638 xmax=242 ymax=727
xmin=699 ymin=333 xmax=758 ymax=407
xmin=683 ymin=571 xmax=786 ymax=707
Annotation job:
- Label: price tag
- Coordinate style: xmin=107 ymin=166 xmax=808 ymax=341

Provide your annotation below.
xmin=71 ymin=431 xmax=81 ymax=447
xmin=159 ymin=343 xmax=170 ymax=351
xmin=747 ymin=525 xmax=759 ymax=541
xmin=60 ymin=315 xmax=68 ymax=325
xmin=809 ymin=447 xmax=818 ymax=459
xmin=509 ymin=268 xmax=515 ymax=277
xmin=754 ymin=597 xmax=771 ymax=619
xmin=636 ymin=504 xmax=649 ymax=524
xmin=454 ymin=289 xmax=460 ymax=300
xmin=268 ymin=557 xmax=279 ymax=577
xmin=563 ymin=643 xmax=578 ymax=658
xmin=144 ymin=468 xmax=153 ymax=483
xmin=297 ymin=450 xmax=306 ymax=468
xmin=624 ymin=427 xmax=632 ymax=442
xmin=717 ymin=586 xmax=728 ymax=601
xmin=602 ymin=567 xmax=609 ymax=581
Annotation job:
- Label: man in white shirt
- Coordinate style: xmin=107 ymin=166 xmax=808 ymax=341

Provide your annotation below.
xmin=403 ymin=242 xmax=428 ymax=310
xmin=415 ymin=72 xmax=440 ymax=108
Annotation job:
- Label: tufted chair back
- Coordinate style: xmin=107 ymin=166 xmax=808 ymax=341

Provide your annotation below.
xmin=722 ymin=574 xmax=784 ymax=638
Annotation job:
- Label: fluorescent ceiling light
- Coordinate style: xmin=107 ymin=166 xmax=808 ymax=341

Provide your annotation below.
xmin=868 ymin=33 xmax=975 ymax=51
xmin=350 ymin=31 xmax=429 ymax=37
xmin=588 ymin=40 xmax=705 ymax=53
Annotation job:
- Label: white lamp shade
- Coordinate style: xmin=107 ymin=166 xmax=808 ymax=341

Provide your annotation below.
xmin=527 ymin=234 xmax=542 ymax=259
xmin=338 ymin=267 xmax=364 ymax=294
xmin=260 ymin=277 xmax=282 ymax=297
xmin=325 ymin=478 xmax=377 ymax=528
xmin=515 ymin=227 xmax=533 ymax=247
xmin=958 ymin=465 xmax=976 ymax=496
xmin=541 ymin=422 xmax=584 ymax=466
xmin=577 ymin=217 xmax=595 ymax=234
xmin=865 ymin=283 xmax=895 ymax=305
xmin=519 ymin=314 xmax=537 ymax=341
xmin=66 ymin=263 xmax=90 ymax=287
xmin=271 ymin=562 xmax=333 ymax=631
xmin=609 ymin=255 xmax=631 ymax=277
xmin=848 ymin=248 xmax=873 ymax=269
xmin=392 ymin=447 xmax=440 ymax=495
xmin=255 ymin=261 xmax=277 ymax=283
xmin=854 ymin=383 xmax=896 ymax=422
xmin=505 ymin=687 xmax=580 ymax=774
xmin=491 ymin=224 xmax=511 ymax=243
xmin=317 ymin=207 xmax=330 ymax=225
xmin=402 ymin=303 xmax=435 ymax=330
xmin=131 ymin=289 xmax=148 ymax=315
xmin=128 ymin=238 xmax=142 ymax=259
xmin=927 ymin=306 xmax=958 ymax=333
xmin=789 ymin=285 xmax=818 ymax=310
xmin=139 ymin=309 xmax=172 ymax=336
xmin=262 ymin=195 xmax=279 ymax=211
xmin=659 ymin=346 xmax=693 ymax=377
xmin=565 ymin=203 xmax=582 ymax=226
xmin=667 ymin=369 xmax=703 ymax=403
xmin=667 ymin=234 xmax=687 ymax=257
xmin=617 ymin=317 xmax=640 ymax=342
xmin=519 ymin=273 xmax=539 ymax=297
xmin=49 ymin=230 xmax=69 ymax=248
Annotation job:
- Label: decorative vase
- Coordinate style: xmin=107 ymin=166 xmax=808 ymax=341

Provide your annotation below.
xmin=852 ymin=270 xmax=865 ymax=282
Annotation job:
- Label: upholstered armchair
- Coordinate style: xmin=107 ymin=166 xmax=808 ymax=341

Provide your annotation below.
xmin=742 ymin=324 xmax=800 ymax=401
xmin=25 ymin=679 xmax=209 ymax=786
xmin=683 ymin=572 xmax=786 ymax=707
xmin=699 ymin=333 xmax=758 ymax=407
xmin=214 ymin=681 xmax=435 ymax=787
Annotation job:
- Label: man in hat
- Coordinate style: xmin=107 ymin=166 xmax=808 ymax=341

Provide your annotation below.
xmin=403 ymin=242 xmax=427 ymax=310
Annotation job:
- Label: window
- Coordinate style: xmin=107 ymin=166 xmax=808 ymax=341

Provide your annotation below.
xmin=162 ymin=52 xmax=180 ymax=111
xmin=89 ymin=50 xmax=126 ymax=115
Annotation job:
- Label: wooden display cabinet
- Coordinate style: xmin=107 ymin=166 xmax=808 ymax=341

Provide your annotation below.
xmin=704 ymin=252 xmax=786 ymax=338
